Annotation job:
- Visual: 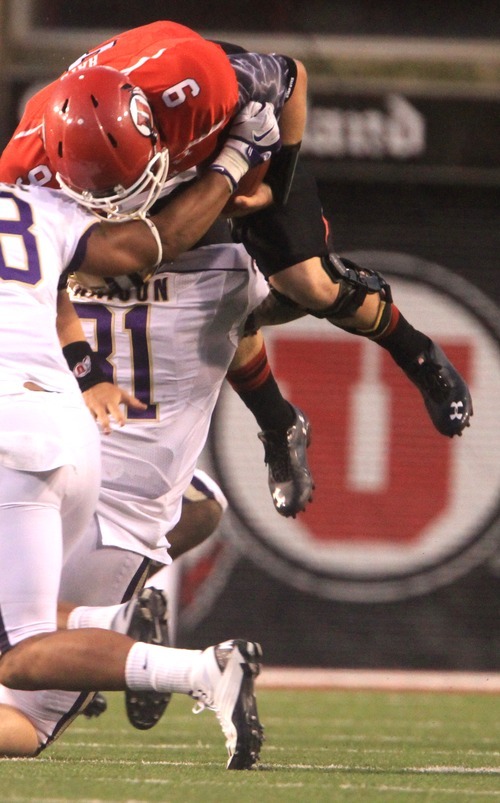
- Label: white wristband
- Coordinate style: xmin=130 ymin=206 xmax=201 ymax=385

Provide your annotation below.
xmin=142 ymin=216 xmax=163 ymax=268
xmin=209 ymin=145 xmax=249 ymax=192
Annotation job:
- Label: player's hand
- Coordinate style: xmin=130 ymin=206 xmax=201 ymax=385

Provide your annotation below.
xmin=225 ymin=182 xmax=274 ymax=216
xmin=227 ymin=101 xmax=281 ymax=167
xmin=210 ymin=102 xmax=281 ymax=191
xmin=83 ymin=382 xmax=147 ymax=435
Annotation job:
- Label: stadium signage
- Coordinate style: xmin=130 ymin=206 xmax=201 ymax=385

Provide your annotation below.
xmin=302 ymin=92 xmax=500 ymax=170
xmin=211 ymin=252 xmax=500 ymax=602
xmin=303 ymin=94 xmax=425 ymax=159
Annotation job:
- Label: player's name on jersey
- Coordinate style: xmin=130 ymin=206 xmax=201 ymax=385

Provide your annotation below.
xmin=70 ymin=274 xmax=169 ymax=303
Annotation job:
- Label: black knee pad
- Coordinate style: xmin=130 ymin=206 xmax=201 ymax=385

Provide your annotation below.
xmin=308 ymin=254 xmax=392 ymax=321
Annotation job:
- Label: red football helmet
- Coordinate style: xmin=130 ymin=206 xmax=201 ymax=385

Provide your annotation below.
xmin=42 ymin=65 xmax=169 ymax=220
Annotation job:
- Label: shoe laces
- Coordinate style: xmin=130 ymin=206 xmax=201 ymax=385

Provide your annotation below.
xmin=192 ymin=691 xmax=234 ymax=750
xmin=413 ymin=354 xmax=451 ymax=402
xmin=191 ymin=678 xmax=217 ymax=713
xmin=192 ymin=695 xmax=215 ymax=715
xmin=191 ymin=642 xmax=233 ymax=715
xmin=258 ymin=430 xmax=292 ymax=482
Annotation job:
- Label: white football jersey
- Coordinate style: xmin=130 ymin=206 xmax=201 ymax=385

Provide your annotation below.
xmin=0 ymin=183 xmax=100 ymax=472
xmin=0 ymin=183 xmax=96 ymax=397
xmin=70 ymin=243 xmax=269 ymax=560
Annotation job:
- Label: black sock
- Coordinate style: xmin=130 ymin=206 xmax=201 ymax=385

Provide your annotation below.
xmin=227 ymin=345 xmax=296 ymax=432
xmin=237 ymin=376 xmax=295 ymax=432
xmin=376 ymin=309 xmax=431 ymax=369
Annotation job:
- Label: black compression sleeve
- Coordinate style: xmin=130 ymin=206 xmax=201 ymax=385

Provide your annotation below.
xmin=62 ymin=340 xmax=109 ymax=392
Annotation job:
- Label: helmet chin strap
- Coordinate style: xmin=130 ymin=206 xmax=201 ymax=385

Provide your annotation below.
xmin=141 ymin=216 xmax=163 ymax=268
xmin=56 ymin=148 xmax=170 ymax=222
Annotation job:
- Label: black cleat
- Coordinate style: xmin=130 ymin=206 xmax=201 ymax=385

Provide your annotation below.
xmin=403 ymin=341 xmax=473 ymax=437
xmin=258 ymin=404 xmax=314 ymax=517
xmin=81 ymin=691 xmax=108 ymax=719
xmin=190 ymin=639 xmax=264 ymax=770
xmin=124 ymin=587 xmax=172 ymax=730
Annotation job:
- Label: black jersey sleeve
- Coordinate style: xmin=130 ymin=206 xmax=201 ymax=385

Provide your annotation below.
xmin=229 ymin=53 xmax=297 ymax=117
xmin=212 ymin=42 xmax=297 ymax=118
xmin=229 ymin=52 xmax=297 ymax=117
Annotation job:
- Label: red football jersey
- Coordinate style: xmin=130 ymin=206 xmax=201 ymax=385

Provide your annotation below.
xmin=0 ymin=21 xmax=239 ymax=186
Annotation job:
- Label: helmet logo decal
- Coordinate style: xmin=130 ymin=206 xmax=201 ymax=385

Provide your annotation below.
xmin=130 ymin=91 xmax=155 ymax=138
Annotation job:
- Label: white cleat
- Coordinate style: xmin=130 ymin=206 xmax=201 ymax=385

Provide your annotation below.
xmin=190 ymin=639 xmax=264 ymax=769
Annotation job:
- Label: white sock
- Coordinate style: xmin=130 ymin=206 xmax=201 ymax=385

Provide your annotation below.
xmin=125 ymin=642 xmax=201 ymax=694
xmin=67 ymin=603 xmax=123 ymax=630
xmin=147 ymin=563 xmax=180 ymax=645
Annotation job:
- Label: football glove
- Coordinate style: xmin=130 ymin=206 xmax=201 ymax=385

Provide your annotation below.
xmin=210 ymin=101 xmax=281 ymax=191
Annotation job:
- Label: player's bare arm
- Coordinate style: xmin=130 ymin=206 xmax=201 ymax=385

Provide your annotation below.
xmin=228 ymin=58 xmax=307 ymax=215
xmin=278 ymin=59 xmax=308 ymax=146
xmin=80 ymin=169 xmax=231 ymax=274
xmin=81 ymin=102 xmax=281 ymax=273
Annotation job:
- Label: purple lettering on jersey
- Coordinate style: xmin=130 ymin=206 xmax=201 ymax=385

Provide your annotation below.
xmin=75 ymin=301 xmax=158 ymax=420
xmin=0 ymin=191 xmax=42 ymax=285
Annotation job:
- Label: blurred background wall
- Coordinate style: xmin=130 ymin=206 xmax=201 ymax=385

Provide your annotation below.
xmin=2 ymin=1 xmax=499 ymax=669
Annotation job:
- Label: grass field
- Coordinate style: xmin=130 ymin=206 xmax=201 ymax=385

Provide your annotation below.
xmin=1 ymin=683 xmax=499 ymax=803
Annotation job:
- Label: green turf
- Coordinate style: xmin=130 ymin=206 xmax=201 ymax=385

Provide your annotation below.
xmin=1 ymin=688 xmax=498 ymax=802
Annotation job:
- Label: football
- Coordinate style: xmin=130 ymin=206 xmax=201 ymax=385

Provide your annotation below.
xmin=222 ymin=160 xmax=270 ymax=215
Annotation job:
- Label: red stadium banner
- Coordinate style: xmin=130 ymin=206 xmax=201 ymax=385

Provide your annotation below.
xmin=210 ymin=253 xmax=500 ymax=602
xmin=178 ymin=253 xmax=500 ymax=669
